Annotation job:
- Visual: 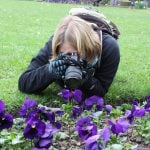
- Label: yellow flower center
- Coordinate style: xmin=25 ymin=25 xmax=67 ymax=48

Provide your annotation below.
xmin=32 ymin=125 xmax=36 ymax=128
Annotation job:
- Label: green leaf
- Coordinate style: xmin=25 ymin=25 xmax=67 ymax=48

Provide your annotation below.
xmin=110 ymin=109 xmax=122 ymax=118
xmin=0 ymin=138 xmax=5 ymax=144
xmin=54 ymin=132 xmax=69 ymax=140
xmin=62 ymin=103 xmax=73 ymax=114
xmin=131 ymin=145 xmax=138 ymax=149
xmin=111 ymin=144 xmax=123 ymax=150
xmin=12 ymin=137 xmax=23 ymax=145
xmin=0 ymin=130 xmax=9 ymax=136
xmin=121 ymin=103 xmax=132 ymax=111
xmin=10 ymin=132 xmax=16 ymax=140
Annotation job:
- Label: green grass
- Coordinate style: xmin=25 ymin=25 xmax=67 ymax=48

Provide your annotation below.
xmin=0 ymin=0 xmax=150 ymax=111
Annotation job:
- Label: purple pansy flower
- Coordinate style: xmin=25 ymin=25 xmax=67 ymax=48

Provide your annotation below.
xmin=125 ymin=104 xmax=139 ymax=124
xmin=34 ymin=123 xmax=54 ymax=149
xmin=46 ymin=112 xmax=55 ymax=122
xmin=42 ymin=123 xmax=59 ymax=137
xmin=0 ymin=113 xmax=13 ymax=130
xmin=101 ymin=126 xmax=111 ymax=144
xmin=46 ymin=112 xmax=61 ymax=129
xmin=25 ymin=113 xmax=39 ymax=125
xmin=71 ymin=106 xmax=83 ymax=119
xmin=105 ymin=105 xmax=112 ymax=115
xmin=73 ymin=89 xmax=82 ymax=103
xmin=145 ymin=103 xmax=150 ymax=110
xmin=78 ymin=125 xmax=98 ymax=140
xmin=34 ymin=135 xmax=53 ymax=149
xmin=85 ymin=142 xmax=101 ymax=150
xmin=25 ymin=109 xmax=39 ymax=124
xmin=132 ymin=100 xmax=139 ymax=106
xmin=108 ymin=120 xmax=123 ymax=135
xmin=0 ymin=100 xmax=5 ymax=113
xmin=84 ymin=96 xmax=104 ymax=111
xmin=145 ymin=95 xmax=150 ymax=102
xmin=85 ymin=134 xmax=100 ymax=145
xmin=108 ymin=118 xmax=130 ymax=135
xmin=133 ymin=106 xmax=145 ymax=117
xmin=55 ymin=110 xmax=64 ymax=116
xmin=19 ymin=98 xmax=38 ymax=117
xmin=24 ymin=119 xmax=46 ymax=139
xmin=85 ymin=135 xmax=104 ymax=150
xmin=128 ymin=102 xmax=145 ymax=118
xmin=31 ymin=148 xmax=47 ymax=150
xmin=76 ymin=116 xmax=92 ymax=127
xmin=127 ymin=102 xmax=145 ymax=118
xmin=75 ymin=116 xmax=97 ymax=140
xmin=51 ymin=120 xmax=62 ymax=130
xmin=34 ymin=121 xmax=61 ymax=149
xmin=125 ymin=110 xmax=134 ymax=124
xmin=117 ymin=118 xmax=130 ymax=132
xmin=144 ymin=95 xmax=150 ymax=110
xmin=58 ymin=89 xmax=73 ymax=102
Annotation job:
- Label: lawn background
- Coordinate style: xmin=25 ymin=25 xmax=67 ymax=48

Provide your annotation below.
xmin=0 ymin=0 xmax=150 ymax=112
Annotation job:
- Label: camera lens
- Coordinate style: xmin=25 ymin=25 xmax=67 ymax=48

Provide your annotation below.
xmin=65 ymin=66 xmax=82 ymax=89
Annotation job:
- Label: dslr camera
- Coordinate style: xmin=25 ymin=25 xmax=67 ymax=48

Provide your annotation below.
xmin=59 ymin=52 xmax=86 ymax=90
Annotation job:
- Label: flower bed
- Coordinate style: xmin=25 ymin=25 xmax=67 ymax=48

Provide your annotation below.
xmin=0 ymin=90 xmax=150 ymax=149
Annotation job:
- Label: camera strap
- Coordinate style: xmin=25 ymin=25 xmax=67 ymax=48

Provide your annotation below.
xmin=97 ymin=30 xmax=102 ymax=69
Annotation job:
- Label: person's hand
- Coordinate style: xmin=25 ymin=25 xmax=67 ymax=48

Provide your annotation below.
xmin=48 ymin=58 xmax=67 ymax=80
xmin=81 ymin=67 xmax=96 ymax=90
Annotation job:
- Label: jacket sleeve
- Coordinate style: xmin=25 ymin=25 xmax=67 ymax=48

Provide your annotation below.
xmin=84 ymin=34 xmax=120 ymax=97
xmin=18 ymin=37 xmax=54 ymax=94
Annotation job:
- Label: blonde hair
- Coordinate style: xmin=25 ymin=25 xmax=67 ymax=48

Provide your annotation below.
xmin=52 ymin=15 xmax=101 ymax=63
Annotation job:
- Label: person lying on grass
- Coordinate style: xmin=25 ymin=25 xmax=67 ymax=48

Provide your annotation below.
xmin=18 ymin=13 xmax=120 ymax=98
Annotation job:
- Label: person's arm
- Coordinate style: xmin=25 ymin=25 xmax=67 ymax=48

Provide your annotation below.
xmin=18 ymin=37 xmax=54 ymax=94
xmin=81 ymin=34 xmax=120 ymax=97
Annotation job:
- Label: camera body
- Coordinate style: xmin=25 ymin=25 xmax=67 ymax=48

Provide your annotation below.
xmin=64 ymin=52 xmax=83 ymax=89
xmin=59 ymin=52 xmax=85 ymax=90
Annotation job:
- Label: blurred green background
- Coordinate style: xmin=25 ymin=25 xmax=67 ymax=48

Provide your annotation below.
xmin=0 ymin=0 xmax=150 ymax=112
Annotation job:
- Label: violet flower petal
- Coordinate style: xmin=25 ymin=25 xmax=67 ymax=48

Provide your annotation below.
xmin=19 ymin=98 xmax=38 ymax=117
xmin=76 ymin=116 xmax=92 ymax=127
xmin=145 ymin=95 xmax=150 ymax=103
xmin=85 ymin=134 xmax=100 ymax=145
xmin=38 ymin=137 xmax=53 ymax=148
xmin=134 ymin=108 xmax=145 ymax=117
xmin=58 ymin=89 xmax=73 ymax=101
xmin=84 ymin=96 xmax=104 ymax=111
xmin=24 ymin=120 xmax=45 ymax=139
xmin=0 ymin=100 xmax=5 ymax=113
xmin=71 ymin=106 xmax=82 ymax=119
xmin=105 ymin=105 xmax=112 ymax=114
xmin=73 ymin=89 xmax=82 ymax=103
xmin=85 ymin=142 xmax=101 ymax=150
xmin=77 ymin=125 xmax=98 ymax=140
xmin=101 ymin=126 xmax=111 ymax=143
xmin=0 ymin=113 xmax=13 ymax=130
xmin=117 ymin=118 xmax=130 ymax=132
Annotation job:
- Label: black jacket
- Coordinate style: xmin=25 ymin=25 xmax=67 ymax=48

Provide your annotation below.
xmin=18 ymin=32 xmax=120 ymax=97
